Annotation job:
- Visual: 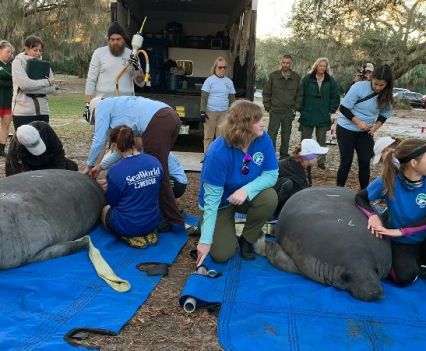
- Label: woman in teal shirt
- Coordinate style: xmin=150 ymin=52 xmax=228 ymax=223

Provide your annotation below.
xmin=196 ymin=100 xmax=278 ymax=267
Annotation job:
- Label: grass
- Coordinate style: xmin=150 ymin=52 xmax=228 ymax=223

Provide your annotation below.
xmin=49 ymin=92 xmax=84 ymax=120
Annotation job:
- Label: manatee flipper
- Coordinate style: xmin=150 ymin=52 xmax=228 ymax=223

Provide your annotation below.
xmin=265 ymin=241 xmax=301 ymax=274
xmin=32 ymin=240 xmax=88 ymax=263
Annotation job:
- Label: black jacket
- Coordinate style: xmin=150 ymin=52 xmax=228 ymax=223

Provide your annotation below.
xmin=6 ymin=121 xmax=68 ymax=176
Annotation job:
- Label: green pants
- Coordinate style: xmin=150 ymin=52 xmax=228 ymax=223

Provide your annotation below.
xmin=299 ymin=124 xmax=329 ymax=166
xmin=267 ymin=110 xmax=295 ymax=158
xmin=203 ymin=188 xmax=278 ymax=263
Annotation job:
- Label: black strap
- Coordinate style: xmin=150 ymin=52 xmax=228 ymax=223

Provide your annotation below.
xmin=355 ymin=92 xmax=378 ymax=105
xmin=30 ymin=96 xmax=41 ymax=115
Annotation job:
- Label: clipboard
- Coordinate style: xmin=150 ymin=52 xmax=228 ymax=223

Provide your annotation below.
xmin=26 ymin=59 xmax=51 ymax=80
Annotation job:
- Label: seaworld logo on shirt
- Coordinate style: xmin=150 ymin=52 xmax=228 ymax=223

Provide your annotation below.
xmin=126 ymin=167 xmax=161 ymax=189
xmin=416 ymin=193 xmax=426 ymax=208
xmin=252 ymin=152 xmax=264 ymax=166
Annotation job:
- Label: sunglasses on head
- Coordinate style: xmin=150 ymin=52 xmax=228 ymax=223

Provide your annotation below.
xmin=241 ymin=154 xmax=252 ymax=175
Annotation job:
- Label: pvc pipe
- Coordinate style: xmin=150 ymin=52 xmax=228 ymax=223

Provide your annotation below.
xmin=183 ymin=297 xmax=197 ymax=313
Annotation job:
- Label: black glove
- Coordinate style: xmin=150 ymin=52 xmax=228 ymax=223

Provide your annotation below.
xmin=83 ymin=103 xmax=90 ymax=123
xmin=200 ymin=112 xmax=209 ymax=124
xmin=128 ymin=54 xmax=140 ymax=70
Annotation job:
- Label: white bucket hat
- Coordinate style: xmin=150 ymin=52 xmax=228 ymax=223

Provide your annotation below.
xmin=16 ymin=125 xmax=46 ymax=156
xmin=300 ymin=139 xmax=329 ymax=156
xmin=373 ymin=136 xmax=396 ymax=165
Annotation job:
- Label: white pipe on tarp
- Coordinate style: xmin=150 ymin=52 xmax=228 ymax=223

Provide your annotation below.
xmin=183 ymin=297 xmax=197 ymax=313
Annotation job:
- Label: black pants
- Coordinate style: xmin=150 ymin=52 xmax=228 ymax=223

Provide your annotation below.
xmin=13 ymin=115 xmax=49 ymax=130
xmin=170 ymin=176 xmax=187 ymax=199
xmin=391 ymin=241 xmax=426 ymax=286
xmin=336 ymin=124 xmax=374 ymax=189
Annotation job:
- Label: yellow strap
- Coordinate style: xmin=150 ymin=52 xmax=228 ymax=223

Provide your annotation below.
xmin=76 ymin=235 xmax=131 ymax=292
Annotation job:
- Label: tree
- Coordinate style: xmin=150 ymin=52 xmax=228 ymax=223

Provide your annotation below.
xmin=289 ymin=0 xmax=426 ymax=79
xmin=1 ymin=0 xmax=110 ymax=77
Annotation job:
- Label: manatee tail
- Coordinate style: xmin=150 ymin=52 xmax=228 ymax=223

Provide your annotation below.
xmin=254 ymin=235 xmax=301 ymax=274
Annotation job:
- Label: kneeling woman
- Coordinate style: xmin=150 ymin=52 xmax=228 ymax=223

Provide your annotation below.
xmin=101 ymin=126 xmax=163 ymax=248
xmin=356 ymin=139 xmax=426 ymax=286
xmin=196 ymin=100 xmax=278 ymax=266
xmin=274 ymin=139 xmax=328 ymax=215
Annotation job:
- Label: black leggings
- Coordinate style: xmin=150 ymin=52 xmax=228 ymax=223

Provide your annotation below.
xmin=336 ymin=124 xmax=374 ymax=189
xmin=391 ymin=241 xmax=426 ymax=286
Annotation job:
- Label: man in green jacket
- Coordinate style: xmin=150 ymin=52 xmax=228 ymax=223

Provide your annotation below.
xmin=298 ymin=57 xmax=340 ymax=169
xmin=262 ymin=54 xmax=302 ymax=159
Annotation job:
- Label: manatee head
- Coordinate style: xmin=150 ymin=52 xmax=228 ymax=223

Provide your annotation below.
xmin=340 ymin=267 xmax=385 ymax=301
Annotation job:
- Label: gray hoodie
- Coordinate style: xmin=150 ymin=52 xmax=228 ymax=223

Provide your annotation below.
xmin=12 ymin=52 xmax=56 ymax=116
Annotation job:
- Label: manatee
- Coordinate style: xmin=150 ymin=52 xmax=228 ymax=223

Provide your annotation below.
xmin=0 ymin=169 xmax=105 ymax=270
xmin=254 ymin=186 xmax=392 ymax=301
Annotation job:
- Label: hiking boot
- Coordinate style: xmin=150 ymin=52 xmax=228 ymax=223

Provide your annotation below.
xmin=238 ymin=236 xmax=255 ymax=260
xmin=120 ymin=235 xmax=148 ymax=249
xmin=145 ymin=232 xmax=158 ymax=246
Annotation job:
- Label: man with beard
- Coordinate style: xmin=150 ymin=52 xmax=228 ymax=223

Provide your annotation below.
xmin=83 ymin=22 xmax=145 ymax=121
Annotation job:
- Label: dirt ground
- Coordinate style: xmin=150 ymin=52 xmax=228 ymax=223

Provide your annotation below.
xmin=3 ymin=79 xmax=424 ymax=350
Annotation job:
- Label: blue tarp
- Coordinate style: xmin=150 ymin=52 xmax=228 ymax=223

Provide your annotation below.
xmin=180 ymin=253 xmax=426 ymax=350
xmin=0 ymin=224 xmax=187 ymax=351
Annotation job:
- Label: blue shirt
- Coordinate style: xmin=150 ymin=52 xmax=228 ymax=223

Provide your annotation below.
xmin=106 ymin=153 xmax=163 ymax=236
xmin=86 ymin=96 xmax=170 ymax=166
xmin=202 ymin=75 xmax=236 ymax=112
xmin=199 ymin=133 xmax=278 ymax=208
xmin=337 ymin=81 xmax=392 ymax=132
xmin=168 ymin=152 xmax=187 ymax=184
xmin=367 ymin=176 xmax=426 ymax=244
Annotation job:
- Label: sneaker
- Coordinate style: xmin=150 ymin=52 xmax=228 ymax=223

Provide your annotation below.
xmin=145 ymin=232 xmax=158 ymax=246
xmin=120 ymin=235 xmax=148 ymax=249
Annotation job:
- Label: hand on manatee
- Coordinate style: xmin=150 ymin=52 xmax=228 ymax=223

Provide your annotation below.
xmin=81 ymin=166 xmax=92 ymax=175
xmin=196 ymin=242 xmax=211 ymax=267
xmin=373 ymin=228 xmax=402 ymax=237
xmin=97 ymin=179 xmax=108 ymax=191
xmin=90 ymin=165 xmax=102 ymax=179
xmin=227 ymin=188 xmax=248 ymax=206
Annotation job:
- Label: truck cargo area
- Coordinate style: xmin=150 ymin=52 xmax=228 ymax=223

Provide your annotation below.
xmin=112 ymin=0 xmax=257 ymax=135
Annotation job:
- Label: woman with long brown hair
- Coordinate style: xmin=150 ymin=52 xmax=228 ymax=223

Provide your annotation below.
xmin=336 ymin=64 xmax=394 ymax=190
xmin=196 ymin=100 xmax=278 ymax=267
xmin=356 ymin=139 xmax=426 ymax=286
xmin=100 ymin=125 xmax=163 ymax=248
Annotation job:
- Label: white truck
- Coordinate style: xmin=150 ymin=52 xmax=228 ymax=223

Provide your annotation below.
xmin=111 ymin=0 xmax=257 ymax=135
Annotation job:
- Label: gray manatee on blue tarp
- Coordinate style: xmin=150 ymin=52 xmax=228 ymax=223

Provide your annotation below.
xmin=0 ymin=169 xmax=105 ymax=270
xmin=254 ymin=186 xmax=392 ymax=301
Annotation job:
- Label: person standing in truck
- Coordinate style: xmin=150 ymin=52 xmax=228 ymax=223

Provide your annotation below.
xmin=83 ymin=22 xmax=145 ymax=122
xmin=200 ymin=56 xmax=236 ymax=153
xmin=263 ymin=54 xmax=303 ymax=160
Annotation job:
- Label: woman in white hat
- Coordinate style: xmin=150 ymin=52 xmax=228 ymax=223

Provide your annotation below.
xmin=274 ymin=139 xmax=328 ymax=214
xmin=372 ymin=136 xmax=398 ymax=165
